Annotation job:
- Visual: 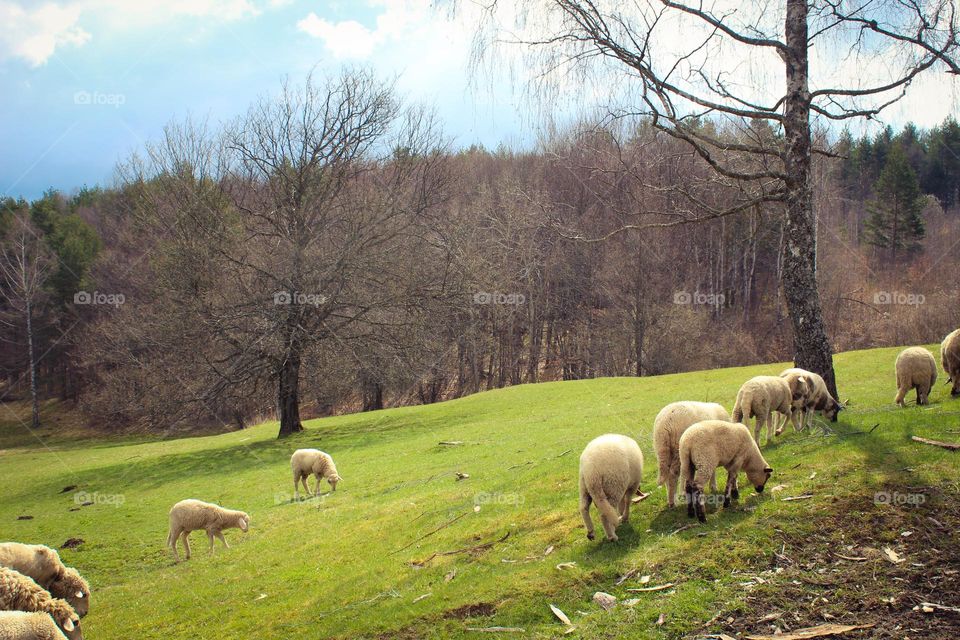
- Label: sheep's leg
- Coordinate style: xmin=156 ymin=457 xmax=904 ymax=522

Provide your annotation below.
xmin=314 ymin=473 xmax=325 ymax=496
xmin=594 ymin=493 xmax=621 ymax=541
xmin=723 ymin=467 xmax=739 ymax=507
xmin=169 ymin=527 xmax=181 ymax=562
xmin=293 ymin=473 xmax=300 ymax=501
xmin=579 ymin=480 xmax=595 ymax=540
xmin=918 ymin=384 xmax=930 ymax=405
xmin=895 ymin=385 xmax=908 ymax=407
xmin=666 ymin=471 xmax=678 ymax=508
xmin=690 ymin=485 xmax=706 ymax=523
xmin=620 ymin=487 xmax=635 ymax=523
xmin=685 ymin=479 xmax=696 ymax=519
xmin=216 ymin=531 xmax=230 ymax=549
xmin=766 ymin=412 xmax=776 ymax=443
xmin=207 ymin=530 xmax=216 ymax=555
xmin=708 ymin=470 xmax=718 ymax=494
xmin=753 ymin=414 xmax=765 ymax=445
xmin=181 ymin=532 xmax=191 ymax=560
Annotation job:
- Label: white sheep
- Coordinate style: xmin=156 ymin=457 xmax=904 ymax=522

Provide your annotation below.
xmin=290 ymin=449 xmax=341 ymax=500
xmin=652 ymin=401 xmax=729 ymax=508
xmin=678 ymin=420 xmax=773 ymax=523
xmin=578 ymin=434 xmax=644 ymax=542
xmin=732 ymin=375 xmax=798 ymax=445
xmin=777 ymin=368 xmax=842 ymax=431
xmin=895 ymin=347 xmax=938 ymax=406
xmin=0 ymin=611 xmax=68 ymax=640
xmin=0 ymin=569 xmax=80 ymax=640
xmin=0 ymin=545 xmax=89 ymax=618
xmin=166 ymin=500 xmax=249 ymax=562
xmin=942 ymin=328 xmax=960 ymax=398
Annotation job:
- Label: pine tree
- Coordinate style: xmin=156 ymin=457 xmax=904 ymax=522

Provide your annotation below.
xmin=863 ymin=144 xmax=926 ymax=260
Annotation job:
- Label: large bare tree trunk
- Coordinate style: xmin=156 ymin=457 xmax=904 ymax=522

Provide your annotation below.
xmin=781 ymin=0 xmax=838 ymax=399
xmin=277 ymin=352 xmax=303 ymax=436
xmin=25 ymin=297 xmax=40 ymax=429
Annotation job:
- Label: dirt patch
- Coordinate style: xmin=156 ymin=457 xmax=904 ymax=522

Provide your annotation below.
xmin=442 ymin=602 xmax=497 ymax=619
xmin=706 ymin=484 xmax=960 ymax=639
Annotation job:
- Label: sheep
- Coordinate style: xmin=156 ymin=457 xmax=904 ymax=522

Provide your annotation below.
xmin=290 ymin=449 xmax=341 ymax=500
xmin=652 ymin=401 xmax=730 ymax=508
xmin=578 ymin=434 xmax=644 ymax=542
xmin=0 ymin=611 xmax=68 ymax=640
xmin=732 ymin=375 xmax=798 ymax=445
xmin=777 ymin=368 xmax=842 ymax=431
xmin=0 ymin=546 xmax=89 ymax=618
xmin=942 ymin=328 xmax=960 ymax=398
xmin=678 ymin=420 xmax=773 ymax=523
xmin=895 ymin=347 xmax=938 ymax=406
xmin=0 ymin=569 xmax=80 ymax=640
xmin=166 ymin=499 xmax=249 ymax=562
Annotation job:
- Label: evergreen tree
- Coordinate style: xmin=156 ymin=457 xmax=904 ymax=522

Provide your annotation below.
xmin=863 ymin=144 xmax=926 ymax=260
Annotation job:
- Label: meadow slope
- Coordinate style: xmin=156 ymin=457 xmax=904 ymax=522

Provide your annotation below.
xmin=1 ymin=345 xmax=959 ymax=639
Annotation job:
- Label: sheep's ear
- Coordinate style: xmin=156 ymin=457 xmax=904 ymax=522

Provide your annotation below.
xmin=63 ymin=619 xmax=75 ymax=632
xmin=764 ymin=467 xmax=773 ymax=474
xmin=76 ymin=590 xmax=85 ymax=599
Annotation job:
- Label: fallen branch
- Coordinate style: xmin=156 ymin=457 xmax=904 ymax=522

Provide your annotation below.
xmin=393 ymin=512 xmax=469 ymax=554
xmin=439 ymin=441 xmax=464 ymax=446
xmin=781 ymin=494 xmax=815 ymax=502
xmin=919 ymin=601 xmax=960 ymax=614
xmin=626 ymin=583 xmax=675 ymax=593
xmin=669 ymin=524 xmax=697 ymax=536
xmin=409 ymin=532 xmax=511 ymax=567
xmin=466 ymin=627 xmax=525 ymax=633
xmin=745 ymin=623 xmax=875 ymax=639
xmin=911 ymin=436 xmax=960 ymax=451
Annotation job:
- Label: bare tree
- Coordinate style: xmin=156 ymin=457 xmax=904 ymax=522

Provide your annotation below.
xmin=0 ymin=214 xmax=53 ymax=429
xmin=468 ymin=0 xmax=960 ymax=397
xmin=123 ymin=70 xmax=449 ymax=437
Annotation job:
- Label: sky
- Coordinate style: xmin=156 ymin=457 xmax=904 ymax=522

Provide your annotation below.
xmin=1 ymin=0 xmax=958 ymax=201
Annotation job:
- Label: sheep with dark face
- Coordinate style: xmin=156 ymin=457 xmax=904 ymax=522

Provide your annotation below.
xmin=777 ymin=368 xmax=842 ymax=431
xmin=895 ymin=347 xmax=938 ymax=407
xmin=679 ymin=420 xmax=773 ymax=523
xmin=732 ymin=376 xmax=798 ymax=445
xmin=0 ymin=611 xmax=68 ymax=640
xmin=652 ymin=401 xmax=729 ymax=508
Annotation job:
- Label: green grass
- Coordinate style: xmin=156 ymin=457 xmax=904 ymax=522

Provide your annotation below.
xmin=1 ymin=345 xmax=958 ymax=639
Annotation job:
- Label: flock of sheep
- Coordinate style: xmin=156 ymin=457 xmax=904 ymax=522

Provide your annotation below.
xmin=579 ymin=327 xmax=960 ymax=540
xmin=1 ymin=330 xmax=957 ymax=638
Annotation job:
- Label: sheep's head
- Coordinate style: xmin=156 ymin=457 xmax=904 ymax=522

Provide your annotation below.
xmin=328 ymin=474 xmax=341 ymax=491
xmin=746 ymin=466 xmax=773 ymax=493
xmin=825 ymin=398 xmax=843 ymax=422
xmin=51 ymin=600 xmax=82 ymax=640
xmin=49 ymin=568 xmax=90 ymax=617
xmin=237 ymin=513 xmax=250 ymax=532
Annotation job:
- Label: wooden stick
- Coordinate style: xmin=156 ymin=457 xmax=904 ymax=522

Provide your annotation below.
xmin=911 ymin=436 xmax=960 ymax=451
xmin=393 ymin=511 xmax=469 ymax=554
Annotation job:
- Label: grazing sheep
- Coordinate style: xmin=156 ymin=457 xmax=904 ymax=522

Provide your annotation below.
xmin=895 ymin=347 xmax=938 ymax=406
xmin=652 ymin=401 xmax=729 ymax=508
xmin=678 ymin=420 xmax=773 ymax=523
xmin=578 ymin=434 xmax=644 ymax=542
xmin=0 ymin=546 xmax=89 ymax=618
xmin=166 ymin=500 xmax=249 ymax=562
xmin=942 ymin=329 xmax=960 ymax=398
xmin=777 ymin=368 xmax=842 ymax=431
xmin=0 ymin=611 xmax=68 ymax=640
xmin=290 ymin=449 xmax=341 ymax=500
xmin=732 ymin=376 xmax=797 ymax=445
xmin=0 ymin=569 xmax=80 ymax=640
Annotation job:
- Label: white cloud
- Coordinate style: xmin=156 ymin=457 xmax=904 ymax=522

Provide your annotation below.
xmin=0 ymin=2 xmax=90 ymax=67
xmin=297 ymin=13 xmax=379 ymax=59
xmin=0 ymin=0 xmax=260 ymax=66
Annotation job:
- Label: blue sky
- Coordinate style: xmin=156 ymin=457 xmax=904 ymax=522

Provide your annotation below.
xmin=0 ymin=0 xmax=531 ymax=200
xmin=1 ymin=0 xmax=957 ymax=202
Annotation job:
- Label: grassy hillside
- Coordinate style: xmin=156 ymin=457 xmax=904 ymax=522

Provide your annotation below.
xmin=1 ymin=345 xmax=959 ymax=639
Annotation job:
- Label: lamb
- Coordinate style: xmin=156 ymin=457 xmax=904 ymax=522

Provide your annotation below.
xmin=578 ymin=434 xmax=644 ymax=542
xmin=652 ymin=401 xmax=730 ymax=508
xmin=678 ymin=420 xmax=773 ymax=523
xmin=290 ymin=449 xmax=341 ymax=500
xmin=0 ymin=569 xmax=80 ymax=640
xmin=0 ymin=611 xmax=68 ymax=640
xmin=0 ymin=545 xmax=89 ymax=618
xmin=777 ymin=368 xmax=842 ymax=431
xmin=895 ymin=346 xmax=938 ymax=406
xmin=732 ymin=375 xmax=799 ymax=445
xmin=166 ymin=499 xmax=249 ymax=562
xmin=942 ymin=328 xmax=960 ymax=398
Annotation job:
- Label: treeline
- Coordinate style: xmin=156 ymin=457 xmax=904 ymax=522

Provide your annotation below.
xmin=1 ymin=81 xmax=958 ymax=434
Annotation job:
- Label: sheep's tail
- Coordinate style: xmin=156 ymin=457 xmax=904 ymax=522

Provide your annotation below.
xmin=654 ymin=435 xmax=672 ymax=487
xmin=732 ymin=389 xmax=748 ymax=423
